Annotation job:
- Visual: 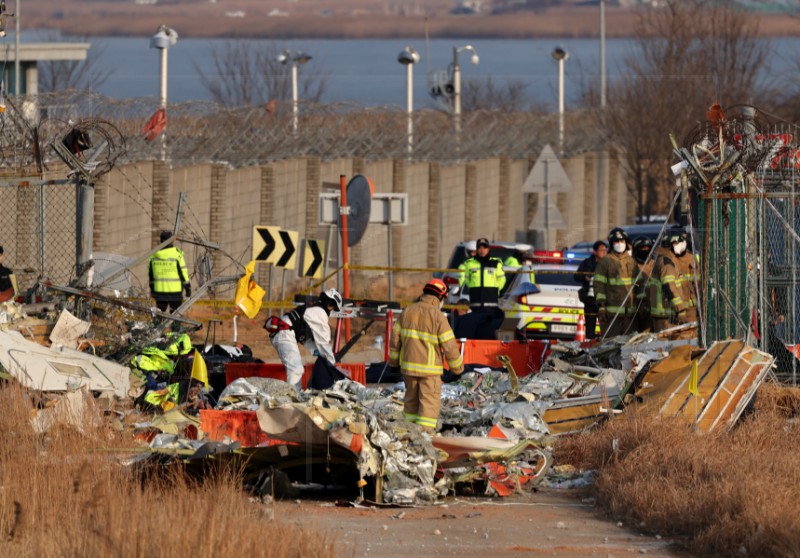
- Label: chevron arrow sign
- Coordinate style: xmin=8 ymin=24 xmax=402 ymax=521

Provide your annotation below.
xmin=302 ymin=239 xmax=325 ymax=279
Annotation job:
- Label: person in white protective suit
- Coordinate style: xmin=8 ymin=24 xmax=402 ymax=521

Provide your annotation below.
xmin=266 ymin=288 xmax=343 ymax=390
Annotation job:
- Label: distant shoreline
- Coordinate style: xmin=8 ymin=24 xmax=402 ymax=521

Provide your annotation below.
xmin=23 ymin=4 xmax=800 ymax=41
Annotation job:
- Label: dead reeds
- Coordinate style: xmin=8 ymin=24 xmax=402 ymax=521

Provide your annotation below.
xmin=0 ymin=382 xmax=339 ymax=558
xmin=555 ymin=382 xmax=800 ymax=556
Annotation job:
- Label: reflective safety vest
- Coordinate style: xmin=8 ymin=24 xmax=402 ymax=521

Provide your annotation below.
xmin=458 ymin=256 xmax=506 ymax=305
xmin=144 ymin=383 xmax=180 ymax=411
xmin=131 ymin=347 xmax=175 ymax=375
xmin=149 ymin=246 xmax=189 ymax=295
xmin=594 ymin=251 xmax=639 ymax=317
xmin=165 ymin=332 xmax=193 ymax=357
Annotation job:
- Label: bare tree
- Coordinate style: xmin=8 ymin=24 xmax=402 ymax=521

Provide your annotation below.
xmin=38 ymin=32 xmax=112 ymax=92
xmin=592 ymin=0 xmax=770 ymax=219
xmin=195 ymin=40 xmax=327 ymax=109
xmin=461 ymin=77 xmax=543 ymax=112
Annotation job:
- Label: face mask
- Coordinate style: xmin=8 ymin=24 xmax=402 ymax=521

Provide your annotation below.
xmin=612 ymin=241 xmax=626 ymax=254
xmin=673 ymin=241 xmax=687 ymax=255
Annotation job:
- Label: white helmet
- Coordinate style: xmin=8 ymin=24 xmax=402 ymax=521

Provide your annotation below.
xmin=320 ymin=288 xmax=343 ymax=312
xmin=464 ymin=240 xmax=477 ymax=257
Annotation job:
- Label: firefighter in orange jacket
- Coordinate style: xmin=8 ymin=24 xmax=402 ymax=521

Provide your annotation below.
xmin=388 ymin=278 xmax=464 ymax=432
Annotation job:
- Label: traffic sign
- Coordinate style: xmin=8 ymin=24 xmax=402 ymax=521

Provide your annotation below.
xmin=252 ymin=226 xmax=298 ymax=269
xmin=302 ymin=239 xmax=325 ymax=279
xmin=522 ymin=144 xmax=573 ymax=193
xmin=253 ymin=226 xmax=280 ymax=263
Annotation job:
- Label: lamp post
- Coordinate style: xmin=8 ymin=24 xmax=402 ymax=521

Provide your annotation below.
xmin=452 ymin=44 xmax=479 ymax=138
xmin=150 ymin=25 xmax=178 ymax=161
xmin=278 ymin=49 xmax=312 ymax=134
xmin=14 ymin=0 xmax=19 ymax=97
xmin=397 ymin=46 xmax=420 ymax=157
xmin=551 ymin=46 xmax=569 ymax=154
xmin=600 ymin=0 xmax=606 ymax=108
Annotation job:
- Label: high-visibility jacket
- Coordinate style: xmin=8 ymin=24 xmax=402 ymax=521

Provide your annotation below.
xmin=149 ymin=246 xmax=189 ymax=295
xmin=131 ymin=347 xmax=175 ymax=375
xmin=458 ymin=256 xmax=505 ymax=305
xmin=144 ymin=383 xmax=180 ymax=411
xmin=660 ymin=250 xmax=699 ymax=315
xmin=638 ymin=246 xmax=673 ymax=319
xmin=388 ymin=294 xmax=464 ymax=377
xmin=594 ymin=251 xmax=639 ymax=317
xmin=165 ymin=332 xmax=193 ymax=357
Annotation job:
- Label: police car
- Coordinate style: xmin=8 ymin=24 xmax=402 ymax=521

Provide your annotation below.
xmin=497 ymin=251 xmax=589 ymax=340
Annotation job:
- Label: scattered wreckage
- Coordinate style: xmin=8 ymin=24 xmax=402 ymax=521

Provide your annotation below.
xmin=0 ymin=281 xmax=776 ymax=506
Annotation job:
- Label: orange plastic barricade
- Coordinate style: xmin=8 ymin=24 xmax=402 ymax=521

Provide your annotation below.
xmin=448 ymin=339 xmax=549 ymax=377
xmin=225 ymin=362 xmax=366 ymax=390
xmin=199 ymin=410 xmax=283 ymax=448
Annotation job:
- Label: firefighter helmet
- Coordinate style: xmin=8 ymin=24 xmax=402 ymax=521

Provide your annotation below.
xmin=608 ymin=227 xmax=629 ymax=244
xmin=668 ymin=226 xmax=688 ymax=245
xmin=423 ymin=278 xmax=448 ymax=299
xmin=632 ymin=236 xmax=654 ymax=264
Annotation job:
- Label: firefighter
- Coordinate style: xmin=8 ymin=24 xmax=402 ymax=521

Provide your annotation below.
xmin=660 ymin=227 xmax=700 ymax=325
xmin=266 ymin=288 xmax=342 ymax=390
xmin=574 ymin=240 xmax=607 ymax=339
xmin=388 ymin=278 xmax=464 ymax=432
xmin=635 ymin=235 xmax=674 ymax=332
xmin=149 ymin=230 xmax=191 ymax=313
xmin=594 ymin=227 xmax=639 ymax=337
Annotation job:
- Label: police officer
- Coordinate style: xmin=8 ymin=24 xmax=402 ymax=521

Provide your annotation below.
xmin=149 ymin=231 xmax=191 ymax=313
xmin=594 ymin=228 xmax=639 ymax=337
xmin=457 ymin=237 xmax=506 ymax=309
xmin=268 ymin=288 xmax=342 ymax=390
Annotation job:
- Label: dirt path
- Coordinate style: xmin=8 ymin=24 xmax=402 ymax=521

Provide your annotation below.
xmin=274 ymin=488 xmax=678 ymax=557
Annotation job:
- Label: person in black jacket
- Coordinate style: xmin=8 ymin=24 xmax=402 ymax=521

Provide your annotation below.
xmin=0 ymin=246 xmax=18 ymax=302
xmin=574 ymin=240 xmax=607 ymax=339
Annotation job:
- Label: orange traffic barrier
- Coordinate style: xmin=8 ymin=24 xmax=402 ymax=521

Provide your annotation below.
xmin=575 ymin=314 xmax=586 ymax=342
xmin=449 ymin=339 xmax=549 ymax=377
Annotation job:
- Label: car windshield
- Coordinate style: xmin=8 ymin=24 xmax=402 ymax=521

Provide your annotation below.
xmin=507 ymin=266 xmax=580 ymax=293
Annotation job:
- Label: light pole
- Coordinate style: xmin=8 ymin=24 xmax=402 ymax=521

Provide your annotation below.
xmin=397 ymin=46 xmax=420 ymax=157
xmin=278 ymin=49 xmax=312 ymax=134
xmin=551 ymin=46 xmax=569 ymax=154
xmin=14 ymin=0 xmax=19 ymax=97
xmin=452 ymin=44 xmax=479 ymax=138
xmin=150 ymin=25 xmax=178 ymax=161
xmin=600 ymin=0 xmax=606 ymax=108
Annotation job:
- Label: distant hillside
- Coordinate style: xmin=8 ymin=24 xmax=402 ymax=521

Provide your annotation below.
xmin=18 ymin=0 xmax=800 ymax=39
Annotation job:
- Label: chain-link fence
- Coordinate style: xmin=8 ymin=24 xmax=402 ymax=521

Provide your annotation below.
xmin=683 ymin=107 xmax=800 ymax=383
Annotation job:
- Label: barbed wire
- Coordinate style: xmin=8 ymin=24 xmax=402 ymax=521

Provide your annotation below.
xmin=0 ymin=91 xmax=606 ymax=171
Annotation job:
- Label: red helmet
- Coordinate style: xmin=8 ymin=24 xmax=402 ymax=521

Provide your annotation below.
xmin=423 ymin=278 xmax=448 ymax=299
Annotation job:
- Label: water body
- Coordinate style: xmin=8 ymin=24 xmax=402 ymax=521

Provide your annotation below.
xmin=14 ymin=33 xmax=800 ymax=108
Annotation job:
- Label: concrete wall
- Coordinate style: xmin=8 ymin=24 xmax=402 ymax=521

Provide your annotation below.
xmin=3 ymin=151 xmax=633 ymax=296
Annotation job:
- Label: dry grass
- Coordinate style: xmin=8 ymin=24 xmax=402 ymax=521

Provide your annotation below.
xmin=554 ymin=382 xmax=800 ymax=556
xmin=0 ymin=384 xmax=340 ymax=558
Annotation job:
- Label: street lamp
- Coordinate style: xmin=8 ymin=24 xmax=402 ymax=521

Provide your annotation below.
xmin=600 ymin=0 xmax=606 ymax=108
xmin=551 ymin=46 xmax=569 ymax=154
xmin=150 ymin=25 xmax=178 ymax=160
xmin=397 ymin=46 xmax=420 ymax=156
xmin=278 ymin=49 xmax=312 ymax=134
xmin=452 ymin=44 xmax=479 ymax=137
